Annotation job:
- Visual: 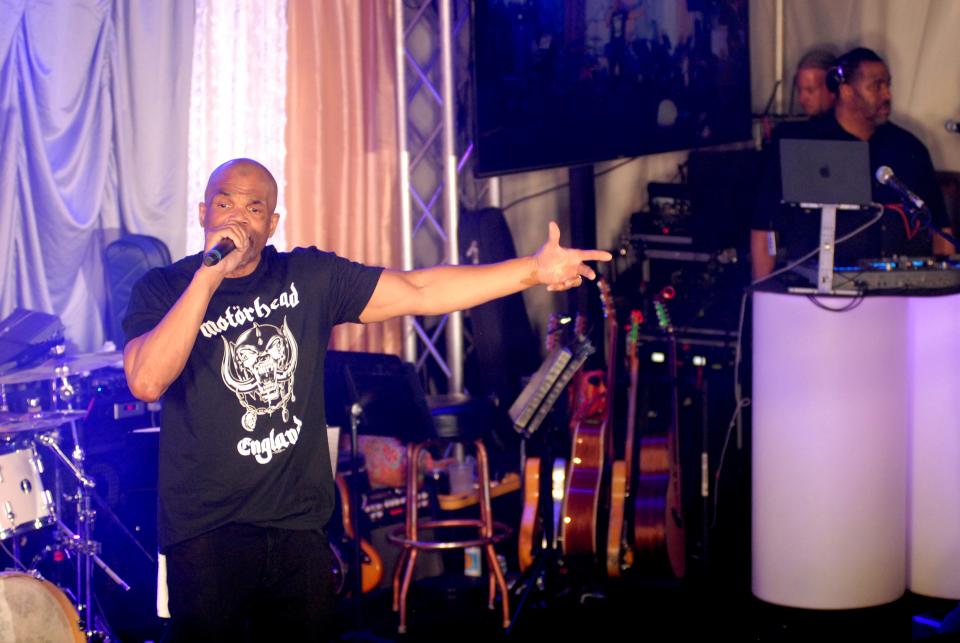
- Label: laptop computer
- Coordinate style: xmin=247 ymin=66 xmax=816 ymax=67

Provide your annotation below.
xmin=780 ymin=138 xmax=872 ymax=207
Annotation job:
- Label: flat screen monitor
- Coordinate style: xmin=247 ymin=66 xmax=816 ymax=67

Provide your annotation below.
xmin=472 ymin=0 xmax=753 ymax=177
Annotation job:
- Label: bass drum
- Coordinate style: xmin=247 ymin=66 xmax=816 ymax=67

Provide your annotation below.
xmin=0 ymin=572 xmax=84 ymax=642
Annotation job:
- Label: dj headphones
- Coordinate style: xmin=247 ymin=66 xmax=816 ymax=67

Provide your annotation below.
xmin=825 ymin=63 xmax=846 ymax=93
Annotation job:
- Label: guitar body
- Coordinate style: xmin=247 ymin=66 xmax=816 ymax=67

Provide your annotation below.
xmin=633 ymin=434 xmax=670 ymax=571
xmin=561 ymin=411 xmax=608 ymax=555
xmin=632 ymin=298 xmax=685 ymax=579
xmin=665 ymin=432 xmax=686 ymax=579
xmin=518 ymin=456 xmax=541 ymax=572
xmin=561 ymin=279 xmax=617 ymax=558
xmin=335 ymin=473 xmax=385 ymax=593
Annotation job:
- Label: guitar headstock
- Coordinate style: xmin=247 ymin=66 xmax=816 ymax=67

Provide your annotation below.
xmin=626 ymin=310 xmax=643 ymax=367
xmin=598 ymin=277 xmax=614 ymax=322
xmin=597 ymin=275 xmax=618 ymax=349
xmin=653 ymin=286 xmax=675 ymax=334
xmin=573 ymin=312 xmax=588 ymax=341
xmin=546 ymin=312 xmax=564 ymax=351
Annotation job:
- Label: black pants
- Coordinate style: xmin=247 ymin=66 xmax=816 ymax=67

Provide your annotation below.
xmin=165 ymin=524 xmax=335 ymax=642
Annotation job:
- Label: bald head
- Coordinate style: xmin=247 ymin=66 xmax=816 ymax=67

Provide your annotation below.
xmin=204 ymin=158 xmax=278 ymax=214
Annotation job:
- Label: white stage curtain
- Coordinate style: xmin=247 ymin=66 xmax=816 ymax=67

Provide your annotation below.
xmin=186 ymin=0 xmax=288 ymax=256
xmin=0 ymin=0 xmax=193 ymax=351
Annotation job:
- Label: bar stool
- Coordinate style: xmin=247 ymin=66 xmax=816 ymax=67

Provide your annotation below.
xmin=388 ymin=394 xmax=512 ymax=633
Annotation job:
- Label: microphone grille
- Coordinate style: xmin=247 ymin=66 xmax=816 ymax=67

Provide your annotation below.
xmin=875 ymin=165 xmax=894 ymax=184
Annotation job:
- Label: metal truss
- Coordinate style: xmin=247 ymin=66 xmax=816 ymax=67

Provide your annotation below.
xmin=394 ymin=0 xmax=489 ymax=393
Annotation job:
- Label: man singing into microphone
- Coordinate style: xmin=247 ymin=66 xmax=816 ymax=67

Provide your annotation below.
xmin=750 ymin=47 xmax=954 ymax=280
xmin=121 ymin=158 xmax=612 ymax=640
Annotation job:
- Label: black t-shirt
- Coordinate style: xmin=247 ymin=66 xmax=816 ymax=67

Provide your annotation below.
xmin=751 ymin=114 xmax=948 ymax=267
xmin=123 ymin=246 xmax=383 ymax=550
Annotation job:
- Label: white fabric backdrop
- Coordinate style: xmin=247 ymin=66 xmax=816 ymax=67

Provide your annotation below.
xmin=0 ymin=0 xmax=193 ymax=351
xmin=186 ymin=0 xmax=288 ymax=256
xmin=2 ymin=0 xmax=957 ymax=351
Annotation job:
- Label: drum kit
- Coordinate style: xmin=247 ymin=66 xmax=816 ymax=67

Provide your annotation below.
xmin=0 ymin=348 xmax=135 ymax=642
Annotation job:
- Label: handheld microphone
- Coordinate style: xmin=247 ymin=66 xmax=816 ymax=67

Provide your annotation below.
xmin=946 ymin=120 xmax=960 ymax=134
xmin=203 ymin=238 xmax=236 ymax=267
xmin=875 ymin=166 xmax=926 ymax=211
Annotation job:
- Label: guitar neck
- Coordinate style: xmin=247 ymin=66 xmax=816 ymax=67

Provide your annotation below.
xmin=599 ymin=277 xmax=617 ymax=461
xmin=666 ymin=330 xmax=681 ymax=470
xmin=621 ymin=310 xmax=643 ymax=497
xmin=623 ymin=357 xmax=640 ymax=496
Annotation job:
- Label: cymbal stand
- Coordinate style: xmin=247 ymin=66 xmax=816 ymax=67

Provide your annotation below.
xmin=57 ymin=521 xmax=129 ymax=590
xmin=1 ymin=529 xmax=27 ymax=571
xmin=35 ymin=431 xmax=94 ymax=489
xmin=88 ymin=487 xmax=155 ymax=564
xmin=36 ymin=424 xmax=126 ymax=639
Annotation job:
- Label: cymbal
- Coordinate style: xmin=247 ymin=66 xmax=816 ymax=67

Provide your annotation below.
xmin=0 ymin=409 xmax=87 ymax=434
xmin=0 ymin=351 xmax=123 ymax=385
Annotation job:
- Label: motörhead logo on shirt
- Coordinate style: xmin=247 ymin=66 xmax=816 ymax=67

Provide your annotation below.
xmin=202 ymin=282 xmax=304 ymax=465
xmin=221 ymin=318 xmax=298 ymax=430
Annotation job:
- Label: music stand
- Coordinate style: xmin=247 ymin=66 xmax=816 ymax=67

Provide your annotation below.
xmin=779 ymin=138 xmax=874 ymax=294
xmin=324 ymin=351 xmax=434 ymax=626
xmin=506 ymin=336 xmax=593 ymax=634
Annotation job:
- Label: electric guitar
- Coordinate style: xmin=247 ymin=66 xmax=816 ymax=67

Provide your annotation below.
xmin=519 ymin=313 xmax=562 ymax=572
xmin=605 ymin=310 xmax=643 ymax=576
xmin=334 ymin=472 xmax=385 ymax=594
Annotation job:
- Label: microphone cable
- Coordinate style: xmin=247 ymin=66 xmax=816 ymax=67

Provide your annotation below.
xmin=710 ymin=202 xmax=886 ymax=529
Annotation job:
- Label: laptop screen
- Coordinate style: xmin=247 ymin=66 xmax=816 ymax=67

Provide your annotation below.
xmin=780 ymin=139 xmax=872 ymax=207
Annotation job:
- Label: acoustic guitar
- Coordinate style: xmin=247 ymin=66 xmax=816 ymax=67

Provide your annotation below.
xmin=561 ymin=278 xmax=617 ymax=556
xmin=632 ymin=296 xmax=686 ymax=578
xmin=605 ymin=310 xmax=643 ymax=577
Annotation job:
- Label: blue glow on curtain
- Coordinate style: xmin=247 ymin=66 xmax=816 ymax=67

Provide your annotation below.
xmin=0 ymin=0 xmax=193 ymax=351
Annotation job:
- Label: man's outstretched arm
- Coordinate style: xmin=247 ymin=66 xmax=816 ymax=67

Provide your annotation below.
xmin=359 ymin=222 xmax=613 ymax=323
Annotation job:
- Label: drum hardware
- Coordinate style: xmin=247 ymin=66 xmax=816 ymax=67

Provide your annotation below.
xmin=0 ymin=352 xmax=141 ymax=640
xmin=0 ymin=350 xmax=122 ymax=419
xmin=35 ymin=431 xmax=95 ymax=489
xmin=87 ymin=486 xmax=155 ymax=564
xmin=56 ymin=520 xmax=130 ymax=591
xmin=48 ymin=419 xmax=120 ymax=640
xmin=55 ymin=375 xmax=77 ymax=408
xmin=0 ymin=419 xmax=126 ymax=641
xmin=0 ymin=410 xmax=88 ymax=435
xmin=0 ymin=351 xmax=123 ymax=387
xmin=30 ymin=540 xmax=72 ymax=569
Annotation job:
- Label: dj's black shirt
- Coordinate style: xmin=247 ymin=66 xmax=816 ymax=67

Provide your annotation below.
xmin=752 ymin=114 xmax=948 ymax=268
xmin=123 ymin=246 xmax=382 ymax=550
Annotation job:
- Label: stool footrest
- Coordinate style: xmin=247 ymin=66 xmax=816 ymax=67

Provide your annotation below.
xmin=388 ymin=519 xmax=512 ymax=550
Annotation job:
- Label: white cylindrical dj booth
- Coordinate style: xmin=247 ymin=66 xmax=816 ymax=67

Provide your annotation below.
xmin=907 ymin=296 xmax=960 ymax=599
xmin=752 ymin=290 xmax=960 ymax=609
